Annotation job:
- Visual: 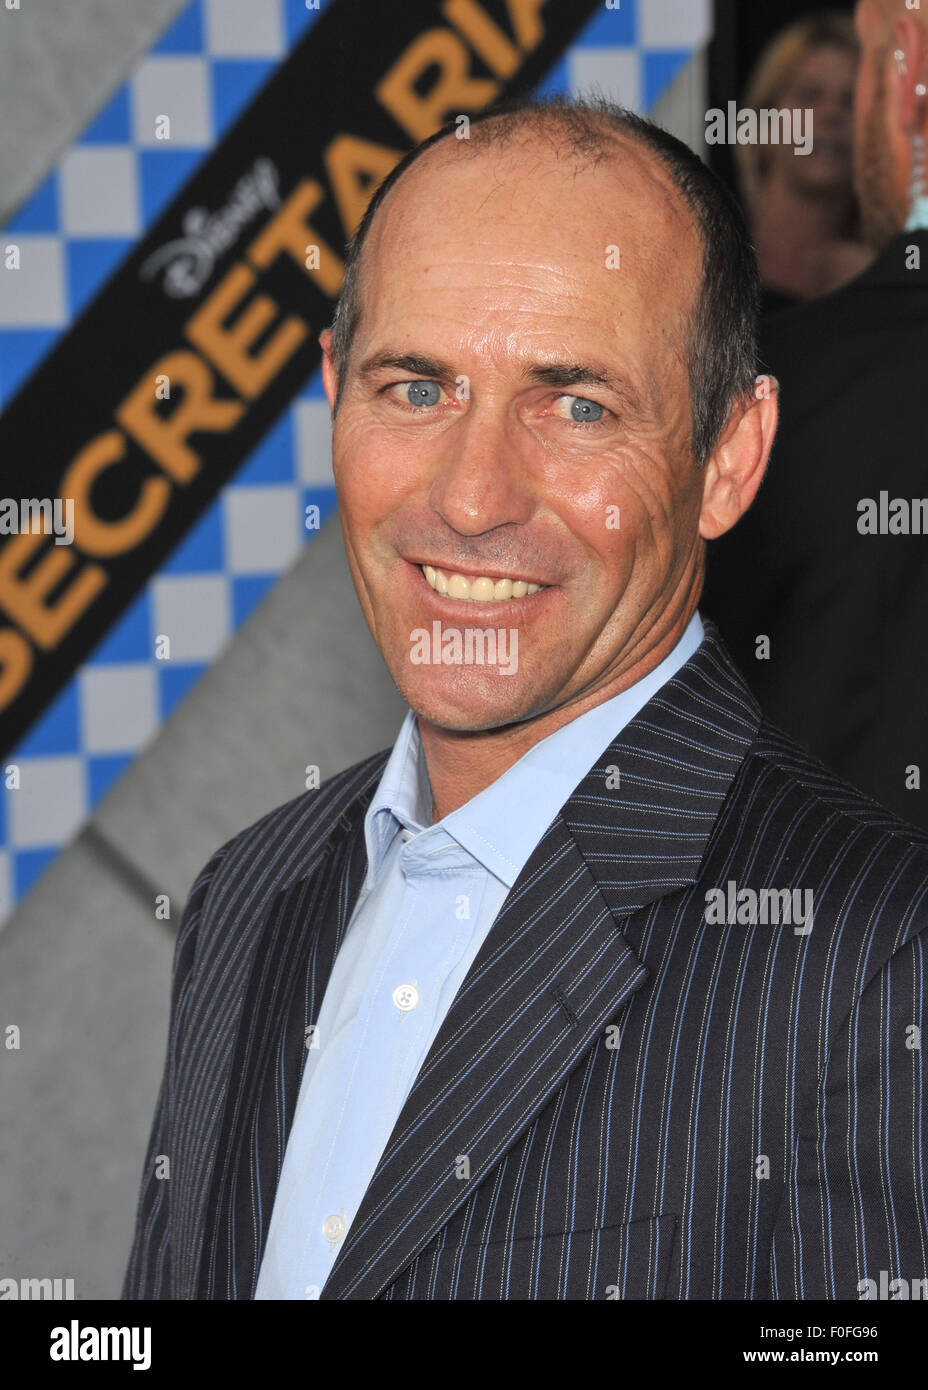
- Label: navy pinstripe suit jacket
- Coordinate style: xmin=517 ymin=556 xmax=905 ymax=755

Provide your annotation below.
xmin=123 ymin=622 xmax=928 ymax=1300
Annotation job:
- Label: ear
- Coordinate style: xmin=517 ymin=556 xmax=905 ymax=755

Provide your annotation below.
xmin=890 ymin=16 xmax=928 ymax=136
xmin=319 ymin=327 xmax=339 ymax=415
xmin=698 ymin=375 xmax=779 ymax=541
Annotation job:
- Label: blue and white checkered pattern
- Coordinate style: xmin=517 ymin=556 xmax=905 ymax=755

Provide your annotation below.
xmin=0 ymin=0 xmax=709 ymax=926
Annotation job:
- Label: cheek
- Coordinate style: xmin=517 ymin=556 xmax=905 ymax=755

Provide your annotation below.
xmin=560 ymin=463 xmax=676 ymax=586
xmin=333 ymin=414 xmax=418 ymax=517
xmin=606 ymin=446 xmax=689 ymax=528
xmin=619 ymin=453 xmax=703 ymax=570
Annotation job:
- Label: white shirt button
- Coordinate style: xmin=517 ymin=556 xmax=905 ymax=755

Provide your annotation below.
xmin=322 ymin=1213 xmax=346 ymax=1243
xmin=393 ymin=982 xmax=420 ymax=1011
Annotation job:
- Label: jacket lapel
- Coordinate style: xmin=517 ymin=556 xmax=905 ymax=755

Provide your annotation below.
xmin=320 ymin=815 xmax=649 ymax=1301
xmin=320 ymin=623 xmax=762 ymax=1299
xmin=193 ymin=758 xmax=385 ymax=1298
xmin=560 ymin=620 xmax=762 ymax=919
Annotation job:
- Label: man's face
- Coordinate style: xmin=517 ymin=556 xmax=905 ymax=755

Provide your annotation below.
xmin=322 ymin=135 xmax=708 ymax=734
xmin=854 ymin=0 xmax=907 ymax=247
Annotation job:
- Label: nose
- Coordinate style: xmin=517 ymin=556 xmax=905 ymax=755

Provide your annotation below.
xmin=427 ymin=408 xmax=536 ymax=537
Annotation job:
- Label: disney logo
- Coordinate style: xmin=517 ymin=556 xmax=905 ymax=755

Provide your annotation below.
xmin=140 ymin=157 xmax=281 ymax=298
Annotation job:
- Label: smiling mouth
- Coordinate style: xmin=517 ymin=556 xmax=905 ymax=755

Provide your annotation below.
xmin=419 ymin=563 xmax=549 ymax=602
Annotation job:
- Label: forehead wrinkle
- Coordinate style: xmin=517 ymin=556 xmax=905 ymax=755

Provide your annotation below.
xmin=375 ymin=126 xmax=698 ymax=268
xmin=361 ymin=282 xmax=681 ymax=432
xmin=358 ymin=132 xmax=701 ymax=424
xmin=358 ymin=327 xmax=670 ymax=436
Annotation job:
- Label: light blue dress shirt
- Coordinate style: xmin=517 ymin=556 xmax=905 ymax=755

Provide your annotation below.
xmin=254 ymin=612 xmax=704 ymax=1299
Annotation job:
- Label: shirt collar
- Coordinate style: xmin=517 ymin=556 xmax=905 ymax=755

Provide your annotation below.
xmin=363 ymin=611 xmax=705 ymax=891
xmin=363 ymin=709 xmax=433 ymax=886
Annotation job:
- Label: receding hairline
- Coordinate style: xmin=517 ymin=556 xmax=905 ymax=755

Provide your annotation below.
xmin=328 ymin=96 xmax=760 ymax=467
xmin=347 ymin=115 xmax=703 ymax=361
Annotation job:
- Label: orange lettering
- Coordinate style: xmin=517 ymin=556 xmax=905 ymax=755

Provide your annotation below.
xmin=248 ymin=180 xmax=345 ymax=296
xmin=186 ymin=263 xmax=307 ymax=399
xmin=117 ymin=351 xmax=243 ymax=484
xmin=376 ymin=29 xmax=498 ymax=143
xmin=0 ymin=530 xmax=106 ymax=650
xmin=442 ymin=0 xmax=521 ymax=77
xmin=0 ymin=627 xmax=34 ymax=712
xmin=324 ymin=135 xmax=405 ymax=241
xmin=61 ymin=428 xmax=171 ymax=558
xmin=502 ymin=0 xmax=546 ymax=50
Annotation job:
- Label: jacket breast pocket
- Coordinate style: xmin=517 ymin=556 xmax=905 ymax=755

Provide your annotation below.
xmin=383 ymin=1212 xmax=679 ymax=1300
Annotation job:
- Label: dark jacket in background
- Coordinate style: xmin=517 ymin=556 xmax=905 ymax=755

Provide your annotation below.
xmin=703 ymin=229 xmax=928 ymax=829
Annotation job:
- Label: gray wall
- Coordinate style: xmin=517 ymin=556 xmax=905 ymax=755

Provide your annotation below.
xmin=0 ymin=0 xmax=706 ymax=1299
xmin=0 ymin=0 xmax=189 ymax=224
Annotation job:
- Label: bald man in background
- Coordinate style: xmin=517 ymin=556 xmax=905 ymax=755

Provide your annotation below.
xmin=704 ymin=0 xmax=928 ymax=829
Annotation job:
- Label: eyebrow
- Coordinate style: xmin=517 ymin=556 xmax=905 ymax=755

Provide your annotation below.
xmin=356 ymin=350 xmax=647 ymax=415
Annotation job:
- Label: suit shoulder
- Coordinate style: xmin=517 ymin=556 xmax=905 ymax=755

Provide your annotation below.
xmin=188 ymin=746 xmax=391 ymax=916
xmin=736 ymin=719 xmax=928 ymax=860
xmin=713 ymin=723 xmax=928 ymax=1016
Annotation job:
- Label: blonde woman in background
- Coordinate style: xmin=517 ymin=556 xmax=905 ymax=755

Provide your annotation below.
xmin=737 ymin=12 xmax=873 ymax=313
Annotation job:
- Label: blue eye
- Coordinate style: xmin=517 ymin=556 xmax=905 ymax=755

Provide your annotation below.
xmin=404 ymin=381 xmax=442 ymax=407
xmin=568 ymin=396 xmax=604 ymax=423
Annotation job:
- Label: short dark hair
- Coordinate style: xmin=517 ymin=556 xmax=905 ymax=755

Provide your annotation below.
xmin=328 ymin=93 xmax=759 ymax=466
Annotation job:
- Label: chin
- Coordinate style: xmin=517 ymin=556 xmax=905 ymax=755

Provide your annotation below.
xmin=392 ymin=666 xmax=541 ymax=733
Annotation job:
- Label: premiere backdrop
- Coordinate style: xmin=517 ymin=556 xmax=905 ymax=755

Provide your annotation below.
xmin=0 ymin=0 xmax=709 ymax=1297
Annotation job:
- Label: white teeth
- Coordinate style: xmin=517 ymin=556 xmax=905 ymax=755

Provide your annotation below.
xmin=421 ymin=565 xmax=545 ymax=601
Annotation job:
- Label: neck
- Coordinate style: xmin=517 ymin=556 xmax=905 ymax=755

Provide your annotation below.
xmin=419 ymin=586 xmax=700 ymax=824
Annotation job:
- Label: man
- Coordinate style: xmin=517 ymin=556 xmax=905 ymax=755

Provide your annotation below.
xmin=703 ymin=0 xmax=928 ymax=830
xmin=123 ymin=94 xmax=928 ymax=1301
